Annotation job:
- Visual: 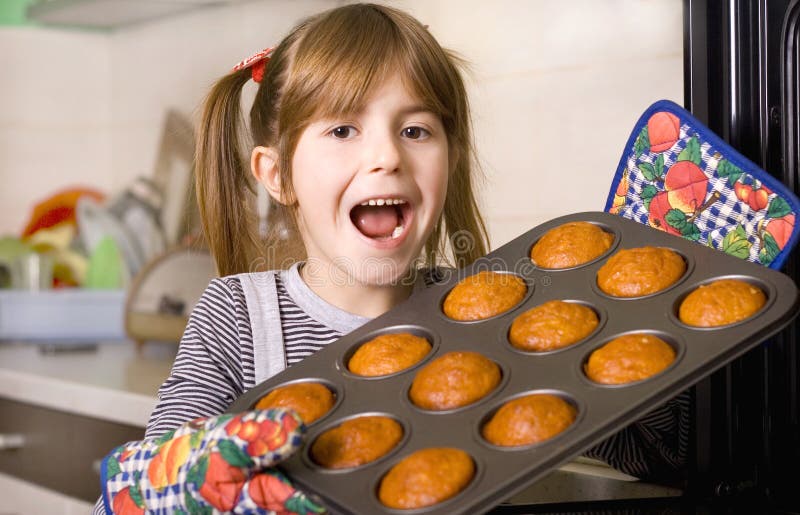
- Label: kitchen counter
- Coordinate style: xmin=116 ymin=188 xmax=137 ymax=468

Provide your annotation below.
xmin=0 ymin=340 xmax=175 ymax=427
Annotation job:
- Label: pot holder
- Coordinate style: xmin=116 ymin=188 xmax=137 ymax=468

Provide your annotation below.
xmin=604 ymin=99 xmax=800 ymax=269
xmin=99 ymin=409 xmax=325 ymax=514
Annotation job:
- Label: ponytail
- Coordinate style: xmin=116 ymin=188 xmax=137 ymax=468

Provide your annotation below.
xmin=195 ymin=69 xmax=260 ymax=276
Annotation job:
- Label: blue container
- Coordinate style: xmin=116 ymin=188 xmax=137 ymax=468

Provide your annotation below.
xmin=0 ymin=289 xmax=126 ymax=342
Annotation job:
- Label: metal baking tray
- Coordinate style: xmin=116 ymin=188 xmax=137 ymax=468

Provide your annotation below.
xmin=227 ymin=211 xmax=799 ymax=515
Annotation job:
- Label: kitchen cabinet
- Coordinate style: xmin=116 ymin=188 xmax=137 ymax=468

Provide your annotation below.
xmin=0 ymin=341 xmax=174 ymax=512
xmin=0 ymin=397 xmax=144 ymax=503
xmin=0 ymin=471 xmax=93 ymax=514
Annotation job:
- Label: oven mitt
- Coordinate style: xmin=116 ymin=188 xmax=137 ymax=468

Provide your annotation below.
xmin=100 ymin=409 xmax=326 ymax=514
xmin=605 ymin=99 xmax=800 ymax=269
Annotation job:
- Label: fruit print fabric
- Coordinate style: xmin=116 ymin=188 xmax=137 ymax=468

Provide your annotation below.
xmin=100 ymin=409 xmax=325 ymax=514
xmin=605 ymin=99 xmax=800 ymax=269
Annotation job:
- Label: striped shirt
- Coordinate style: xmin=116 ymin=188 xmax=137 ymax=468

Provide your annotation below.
xmin=278 ymin=274 xmax=348 ymax=364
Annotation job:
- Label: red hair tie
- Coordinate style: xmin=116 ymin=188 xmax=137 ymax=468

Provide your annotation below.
xmin=232 ymin=47 xmax=273 ymax=83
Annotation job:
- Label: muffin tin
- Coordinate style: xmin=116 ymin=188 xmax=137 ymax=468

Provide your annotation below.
xmin=227 ymin=211 xmax=799 ymax=515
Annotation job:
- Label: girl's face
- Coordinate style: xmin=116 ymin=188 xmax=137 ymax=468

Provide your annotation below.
xmin=290 ymin=74 xmax=449 ymax=286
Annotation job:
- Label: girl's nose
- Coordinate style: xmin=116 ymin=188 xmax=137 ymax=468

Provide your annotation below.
xmin=367 ymin=131 xmax=401 ymax=174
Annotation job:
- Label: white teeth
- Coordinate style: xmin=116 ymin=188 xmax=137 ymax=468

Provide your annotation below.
xmin=391 ymin=225 xmax=403 ymax=238
xmin=359 ymin=198 xmax=408 ymax=206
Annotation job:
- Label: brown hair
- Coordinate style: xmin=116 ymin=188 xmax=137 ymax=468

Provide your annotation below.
xmin=196 ymin=3 xmax=489 ymax=276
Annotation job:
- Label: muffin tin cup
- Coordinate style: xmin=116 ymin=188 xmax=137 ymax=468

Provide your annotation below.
xmin=242 ymin=377 xmax=343 ymax=428
xmin=578 ymin=330 xmax=686 ymax=389
xmin=668 ymin=274 xmax=776 ymax=331
xmin=403 ymin=356 xmax=511 ymax=416
xmin=437 ymin=269 xmax=534 ymax=325
xmin=528 ymin=221 xmax=622 ymax=272
xmin=591 ymin=247 xmax=695 ymax=301
xmin=227 ymin=211 xmax=799 ymax=515
xmin=337 ymin=324 xmax=441 ymax=381
xmin=475 ymin=389 xmax=586 ymax=452
xmin=501 ymin=300 xmax=608 ymax=356
xmin=370 ymin=452 xmax=486 ymax=515
xmin=301 ymin=411 xmax=411 ymax=474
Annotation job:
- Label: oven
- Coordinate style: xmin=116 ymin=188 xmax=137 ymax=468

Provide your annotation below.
xmin=490 ymin=1 xmax=800 ymax=513
xmin=684 ymin=0 xmax=800 ymax=510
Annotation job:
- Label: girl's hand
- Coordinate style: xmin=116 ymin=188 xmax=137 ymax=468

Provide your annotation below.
xmin=100 ymin=409 xmax=326 ymax=514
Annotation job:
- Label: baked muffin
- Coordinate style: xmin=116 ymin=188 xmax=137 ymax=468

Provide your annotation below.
xmin=409 ymin=351 xmax=501 ymax=410
xmin=530 ymin=221 xmax=614 ymax=269
xmin=597 ymin=246 xmax=686 ymax=297
xmin=509 ymin=300 xmax=599 ymax=352
xmin=378 ymin=447 xmax=475 ymax=509
xmin=310 ymin=416 xmax=403 ymax=469
xmin=348 ymin=333 xmax=431 ymax=377
xmin=679 ymin=279 xmax=766 ymax=327
xmin=482 ymin=394 xmax=577 ymax=447
xmin=585 ymin=333 xmax=676 ymax=385
xmin=254 ymin=382 xmax=334 ymax=424
xmin=443 ymin=271 xmax=527 ymax=321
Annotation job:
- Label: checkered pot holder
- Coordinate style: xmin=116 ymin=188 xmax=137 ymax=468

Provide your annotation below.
xmin=604 ymin=99 xmax=800 ymax=269
xmin=100 ymin=409 xmax=325 ymax=514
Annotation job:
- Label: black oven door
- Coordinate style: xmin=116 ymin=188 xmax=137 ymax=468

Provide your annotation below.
xmin=489 ymin=1 xmax=800 ymax=513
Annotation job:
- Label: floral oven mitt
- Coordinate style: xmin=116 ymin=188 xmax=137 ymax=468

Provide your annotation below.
xmin=101 ymin=409 xmax=326 ymax=514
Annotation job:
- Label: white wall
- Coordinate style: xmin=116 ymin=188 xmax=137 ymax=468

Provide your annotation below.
xmin=108 ymin=0 xmax=336 ymax=197
xmin=0 ymin=27 xmax=111 ymax=235
xmin=385 ymin=0 xmax=683 ymax=246
xmin=0 ymin=0 xmax=683 ymax=250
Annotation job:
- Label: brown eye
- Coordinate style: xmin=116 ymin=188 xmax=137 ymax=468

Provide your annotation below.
xmin=402 ymin=126 xmax=429 ymax=140
xmin=331 ymin=126 xmax=356 ymax=139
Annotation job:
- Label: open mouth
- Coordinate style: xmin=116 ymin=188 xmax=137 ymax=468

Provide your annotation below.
xmin=349 ymin=197 xmax=413 ymax=241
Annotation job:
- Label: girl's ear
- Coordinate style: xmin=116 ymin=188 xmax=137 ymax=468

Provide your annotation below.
xmin=251 ymin=146 xmax=288 ymax=204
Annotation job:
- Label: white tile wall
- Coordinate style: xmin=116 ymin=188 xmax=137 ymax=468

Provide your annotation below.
xmin=0 ymin=0 xmax=682 ymax=251
xmin=0 ymin=27 xmax=110 ymax=235
xmin=108 ymin=0 xmax=337 ymax=196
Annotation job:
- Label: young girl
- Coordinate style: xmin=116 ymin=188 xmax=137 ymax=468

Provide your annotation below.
xmin=97 ymin=4 xmax=688 ymax=513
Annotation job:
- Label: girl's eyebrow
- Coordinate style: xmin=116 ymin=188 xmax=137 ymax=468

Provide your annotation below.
xmin=319 ymin=105 xmax=436 ymax=121
xmin=399 ymin=105 xmax=437 ymax=117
